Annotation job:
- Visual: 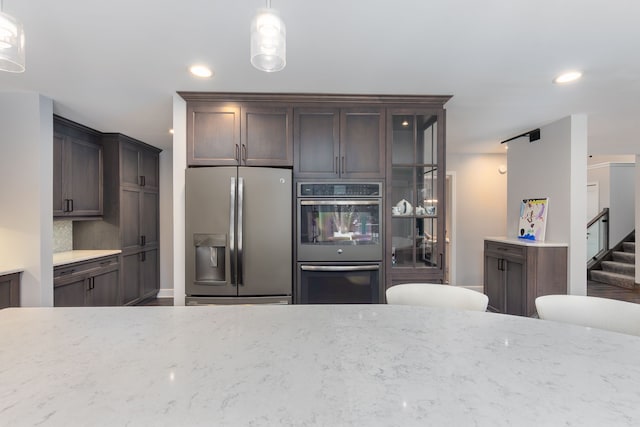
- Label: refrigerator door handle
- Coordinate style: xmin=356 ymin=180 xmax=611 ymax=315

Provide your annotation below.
xmin=237 ymin=176 xmax=244 ymax=286
xmin=230 ymin=177 xmax=237 ymax=286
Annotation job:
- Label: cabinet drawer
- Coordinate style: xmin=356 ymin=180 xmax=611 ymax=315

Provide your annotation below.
xmin=484 ymin=241 xmax=525 ymax=259
xmin=54 ymin=256 xmax=120 ymax=280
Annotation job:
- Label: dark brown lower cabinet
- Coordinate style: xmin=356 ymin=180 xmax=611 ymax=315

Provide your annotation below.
xmin=484 ymin=239 xmax=567 ymax=317
xmin=121 ymin=249 xmax=159 ymax=305
xmin=54 ymin=255 xmax=120 ymax=307
xmin=0 ymin=272 xmax=21 ymax=309
xmin=88 ymin=268 xmax=120 ymax=306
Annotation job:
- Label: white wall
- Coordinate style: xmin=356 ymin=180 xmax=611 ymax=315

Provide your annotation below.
xmin=0 ymin=93 xmax=53 ymax=306
xmin=588 ymin=163 xmax=635 ymax=245
xmin=636 ymin=155 xmax=640 ymax=285
xmin=158 ymin=149 xmax=174 ymax=297
xmin=172 ymin=95 xmax=187 ymax=306
xmin=610 ymin=164 xmax=636 ymax=245
xmin=507 ymin=115 xmax=587 ymax=295
xmin=447 ymin=153 xmax=508 ymax=287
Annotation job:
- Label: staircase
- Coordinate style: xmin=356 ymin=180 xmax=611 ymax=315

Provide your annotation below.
xmin=590 ymin=232 xmax=636 ymax=289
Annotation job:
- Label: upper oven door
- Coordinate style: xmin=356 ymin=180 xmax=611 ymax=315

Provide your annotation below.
xmin=297 ymin=199 xmax=382 ymax=261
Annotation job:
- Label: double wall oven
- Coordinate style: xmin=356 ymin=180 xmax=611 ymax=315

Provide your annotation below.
xmin=296 ymin=182 xmax=383 ymax=304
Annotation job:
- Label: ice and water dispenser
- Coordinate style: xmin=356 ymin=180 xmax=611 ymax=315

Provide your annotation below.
xmin=194 ymin=234 xmax=226 ymax=284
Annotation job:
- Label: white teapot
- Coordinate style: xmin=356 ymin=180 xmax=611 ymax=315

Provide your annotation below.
xmin=395 ymin=199 xmax=413 ymax=215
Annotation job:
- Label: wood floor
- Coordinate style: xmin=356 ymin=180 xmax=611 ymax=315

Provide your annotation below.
xmin=138 ymin=280 xmax=640 ymax=306
xmin=587 ymin=280 xmax=640 ymax=304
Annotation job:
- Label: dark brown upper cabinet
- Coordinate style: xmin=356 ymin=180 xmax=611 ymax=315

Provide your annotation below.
xmin=53 ymin=116 xmax=103 ymax=218
xmin=294 ymin=107 xmax=385 ymax=179
xmin=186 ymin=101 xmax=293 ymax=167
xmin=121 ymin=139 xmax=159 ymax=191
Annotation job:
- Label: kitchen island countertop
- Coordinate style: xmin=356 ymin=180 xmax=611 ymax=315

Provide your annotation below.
xmin=1 ymin=305 xmax=639 ymax=426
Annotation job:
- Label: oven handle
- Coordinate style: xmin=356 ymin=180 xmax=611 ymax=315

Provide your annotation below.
xmin=300 ymin=265 xmax=380 ymax=272
xmin=299 ymin=200 xmax=380 ymax=206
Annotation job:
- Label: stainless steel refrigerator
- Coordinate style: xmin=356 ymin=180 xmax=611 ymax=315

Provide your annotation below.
xmin=185 ymin=167 xmax=292 ymax=304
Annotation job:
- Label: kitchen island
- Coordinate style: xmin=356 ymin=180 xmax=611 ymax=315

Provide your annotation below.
xmin=1 ymin=305 xmax=639 ymax=425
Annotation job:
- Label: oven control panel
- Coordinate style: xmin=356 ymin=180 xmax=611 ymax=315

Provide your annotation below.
xmin=298 ymin=182 xmax=382 ymax=197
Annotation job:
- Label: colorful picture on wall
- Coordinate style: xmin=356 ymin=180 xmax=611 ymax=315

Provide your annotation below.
xmin=518 ymin=198 xmax=548 ymax=241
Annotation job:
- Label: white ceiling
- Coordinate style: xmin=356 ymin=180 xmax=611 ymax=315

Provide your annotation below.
xmin=1 ymin=0 xmax=639 ymax=155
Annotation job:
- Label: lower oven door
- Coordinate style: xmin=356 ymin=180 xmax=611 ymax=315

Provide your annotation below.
xmin=296 ymin=262 xmax=381 ymax=304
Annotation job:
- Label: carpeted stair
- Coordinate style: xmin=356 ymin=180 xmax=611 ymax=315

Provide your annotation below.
xmin=591 ymin=239 xmax=636 ymax=289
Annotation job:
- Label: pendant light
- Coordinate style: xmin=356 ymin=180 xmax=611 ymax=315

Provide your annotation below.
xmin=250 ymin=0 xmax=286 ymax=72
xmin=0 ymin=0 xmax=25 ymax=73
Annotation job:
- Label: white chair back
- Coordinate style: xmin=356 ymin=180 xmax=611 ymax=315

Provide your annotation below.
xmin=385 ymin=283 xmax=489 ymax=312
xmin=535 ymin=294 xmax=640 ymax=336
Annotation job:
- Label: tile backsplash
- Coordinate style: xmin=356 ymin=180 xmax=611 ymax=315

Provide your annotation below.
xmin=53 ymin=220 xmax=73 ymax=253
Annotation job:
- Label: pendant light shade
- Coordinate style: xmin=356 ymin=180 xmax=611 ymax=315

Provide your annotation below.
xmin=250 ymin=6 xmax=285 ymax=72
xmin=0 ymin=8 xmax=25 ymax=73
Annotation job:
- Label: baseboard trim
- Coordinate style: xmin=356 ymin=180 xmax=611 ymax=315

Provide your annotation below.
xmin=156 ymin=289 xmax=174 ymax=299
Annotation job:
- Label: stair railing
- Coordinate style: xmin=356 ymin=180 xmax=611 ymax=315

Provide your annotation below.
xmin=587 ymin=208 xmax=609 ymax=267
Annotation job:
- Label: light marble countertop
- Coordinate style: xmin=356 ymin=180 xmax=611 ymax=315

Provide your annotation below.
xmin=0 ymin=266 xmax=23 ymax=276
xmin=1 ymin=305 xmax=640 ymax=426
xmin=485 ymin=236 xmax=569 ymax=247
xmin=53 ymin=249 xmax=122 ymax=267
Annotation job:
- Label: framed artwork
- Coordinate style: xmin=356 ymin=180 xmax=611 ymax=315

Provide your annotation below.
xmin=518 ymin=198 xmax=548 ymax=241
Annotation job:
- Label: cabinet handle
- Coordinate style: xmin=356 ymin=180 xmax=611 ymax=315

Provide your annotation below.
xmin=341 ymin=156 xmax=345 ymax=174
xmin=335 ymin=156 xmax=339 ymax=174
xmin=59 ymin=268 xmax=75 ymax=276
xmin=139 ymin=175 xmax=146 ymax=186
xmin=69 ymin=199 xmax=73 ymax=212
xmin=141 ymin=251 xmax=147 ymax=262
xmin=63 ymin=199 xmax=69 ymax=212
xmin=235 ymin=144 xmax=240 ymax=162
xmin=140 ymin=235 xmax=146 ymax=246
xmin=241 ymin=144 xmax=247 ymax=163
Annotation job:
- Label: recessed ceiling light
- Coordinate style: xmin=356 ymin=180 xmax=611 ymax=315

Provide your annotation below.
xmin=169 ymin=128 xmax=174 ymax=134
xmin=553 ymin=71 xmax=582 ymax=84
xmin=401 ymin=120 xmax=409 ymax=127
xmin=189 ymin=65 xmax=213 ymax=78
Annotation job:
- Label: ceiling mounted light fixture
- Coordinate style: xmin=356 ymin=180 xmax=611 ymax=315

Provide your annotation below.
xmin=553 ymin=70 xmax=582 ymax=84
xmin=250 ymin=0 xmax=286 ymax=72
xmin=0 ymin=0 xmax=25 ymax=73
xmin=189 ymin=64 xmax=213 ymax=78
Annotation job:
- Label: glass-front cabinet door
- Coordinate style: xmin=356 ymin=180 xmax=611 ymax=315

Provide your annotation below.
xmin=386 ymin=110 xmax=445 ymax=286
